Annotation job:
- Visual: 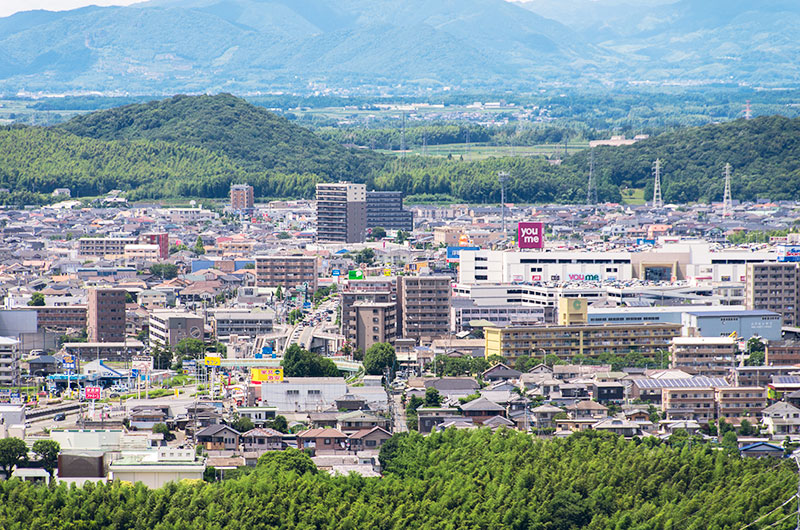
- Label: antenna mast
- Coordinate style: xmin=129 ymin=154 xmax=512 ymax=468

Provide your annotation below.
xmin=723 ymin=163 xmax=733 ymax=218
xmin=652 ymin=159 xmax=663 ymax=209
xmin=587 ymin=148 xmax=597 ymax=206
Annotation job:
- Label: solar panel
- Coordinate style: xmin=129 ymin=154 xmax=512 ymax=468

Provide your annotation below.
xmin=632 ymin=377 xmax=729 ymax=389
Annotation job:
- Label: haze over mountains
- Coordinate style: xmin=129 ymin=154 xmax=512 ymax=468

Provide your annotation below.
xmin=0 ymin=0 xmax=798 ymax=93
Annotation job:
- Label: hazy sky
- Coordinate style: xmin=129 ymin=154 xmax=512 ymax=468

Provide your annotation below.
xmin=0 ymin=1 xmax=143 ymax=18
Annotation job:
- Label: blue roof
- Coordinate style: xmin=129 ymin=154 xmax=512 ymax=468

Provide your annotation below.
xmin=334 ymin=249 xmax=350 ymax=255
xmin=740 ymin=442 xmax=784 ymax=452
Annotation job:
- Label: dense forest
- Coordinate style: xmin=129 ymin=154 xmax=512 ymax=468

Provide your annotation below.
xmin=0 ymin=94 xmax=799 ymax=204
xmin=0 ymin=430 xmax=796 ymax=529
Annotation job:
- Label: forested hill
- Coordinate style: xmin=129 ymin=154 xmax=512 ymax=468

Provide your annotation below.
xmin=57 ymin=94 xmax=387 ymax=180
xmin=564 ymin=115 xmax=800 ymax=203
xmin=0 ymin=430 xmax=796 ymax=529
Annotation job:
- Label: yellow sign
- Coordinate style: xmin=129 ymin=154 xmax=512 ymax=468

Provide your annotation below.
xmin=251 ymin=368 xmax=284 ymax=383
xmin=174 ymin=388 xmax=180 ymax=397
xmin=204 ymin=356 xmax=221 ymax=366
xmin=383 ymin=268 xmax=392 ymax=276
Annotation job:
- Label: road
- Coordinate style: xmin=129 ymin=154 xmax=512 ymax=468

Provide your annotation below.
xmin=392 ymin=392 xmax=408 ymax=433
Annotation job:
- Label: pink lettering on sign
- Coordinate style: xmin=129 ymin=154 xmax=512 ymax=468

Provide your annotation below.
xmin=518 ymin=222 xmax=544 ymax=249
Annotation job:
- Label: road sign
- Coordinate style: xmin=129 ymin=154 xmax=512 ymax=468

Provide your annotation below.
xmin=132 ymin=356 xmax=153 ymax=372
xmin=251 ymin=368 xmax=283 ymax=383
xmin=131 ymin=369 xmax=139 ymax=377
xmin=331 ymin=269 xmax=341 ymax=277
xmin=63 ymin=362 xmax=76 ymax=370
xmin=85 ymin=386 xmax=102 ymax=400
xmin=204 ymin=356 xmax=221 ymax=366
xmin=262 ymin=346 xmax=273 ymax=356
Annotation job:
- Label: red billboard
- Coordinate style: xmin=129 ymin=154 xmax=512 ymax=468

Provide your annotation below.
xmin=85 ymin=386 xmax=102 ymax=400
xmin=518 ymin=222 xmax=544 ymax=249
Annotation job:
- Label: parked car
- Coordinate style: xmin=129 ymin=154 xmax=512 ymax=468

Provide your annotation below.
xmin=53 ymin=413 xmax=66 ymax=421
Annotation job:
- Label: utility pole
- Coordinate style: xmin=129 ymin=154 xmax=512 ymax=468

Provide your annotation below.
xmin=498 ymin=172 xmax=509 ymax=240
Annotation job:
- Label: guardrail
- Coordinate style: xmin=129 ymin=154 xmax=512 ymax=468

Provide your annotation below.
xmin=26 ymin=402 xmax=81 ymax=419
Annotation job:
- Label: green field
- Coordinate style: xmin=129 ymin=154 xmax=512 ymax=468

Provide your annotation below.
xmin=621 ymin=188 xmax=646 ymax=205
xmin=378 ymin=141 xmax=589 ymax=161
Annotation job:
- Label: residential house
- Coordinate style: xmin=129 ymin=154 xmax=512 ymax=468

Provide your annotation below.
xmin=459 ymin=397 xmax=506 ymax=425
xmin=740 ymin=442 xmax=785 ymax=458
xmin=481 ymin=363 xmax=522 ymax=382
xmin=337 ymin=411 xmax=389 ymax=434
xmin=297 ymin=428 xmax=349 ymax=455
xmin=416 ymin=407 xmax=462 ymax=434
xmin=196 ymin=424 xmax=241 ymax=451
xmin=241 ymin=428 xmax=284 ymax=453
xmin=348 ymin=426 xmax=392 ymax=451
xmin=566 ymin=400 xmax=608 ymax=420
xmin=761 ymin=402 xmax=800 ymax=436
xmin=592 ymin=417 xmax=642 ymax=438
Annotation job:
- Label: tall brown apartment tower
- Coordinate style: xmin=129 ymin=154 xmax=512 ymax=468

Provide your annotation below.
xmin=397 ymin=276 xmax=452 ymax=343
xmin=87 ymin=288 xmax=127 ymax=342
xmin=230 ymin=184 xmax=254 ymax=212
xmin=316 ymin=182 xmax=367 ymax=243
xmin=745 ymin=262 xmax=800 ymax=327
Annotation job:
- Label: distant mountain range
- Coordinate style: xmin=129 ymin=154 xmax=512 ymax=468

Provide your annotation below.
xmin=0 ymin=0 xmax=798 ymax=93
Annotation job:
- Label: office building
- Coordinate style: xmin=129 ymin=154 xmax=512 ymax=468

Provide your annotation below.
xmin=745 ymin=263 xmax=800 ymax=327
xmin=484 ymin=322 xmax=681 ymax=362
xmin=670 ymin=337 xmax=737 ymax=378
xmin=149 ymin=310 xmax=205 ymax=349
xmin=255 ymin=255 xmax=318 ymax=291
xmin=398 ymin=276 xmax=451 ymax=342
xmin=87 ymin=288 xmax=127 ymax=343
xmin=0 ymin=337 xmax=20 ymax=386
xmin=316 ymin=182 xmax=366 ymax=243
xmin=230 ymin=184 xmax=254 ymax=212
xmin=366 ymin=191 xmax=413 ymax=232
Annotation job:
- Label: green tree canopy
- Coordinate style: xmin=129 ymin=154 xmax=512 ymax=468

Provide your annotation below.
xmin=27 ymin=292 xmax=45 ymax=306
xmin=364 ymin=342 xmax=396 ymax=376
xmin=282 ymin=344 xmax=340 ymax=378
xmin=0 ymin=438 xmax=28 ymax=479
xmin=31 ymin=440 xmax=60 ymax=477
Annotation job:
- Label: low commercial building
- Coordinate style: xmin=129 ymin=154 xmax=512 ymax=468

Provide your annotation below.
xmin=484 ymin=322 xmax=681 ymax=362
xmin=108 ymin=448 xmax=205 ymax=488
xmin=681 ymin=310 xmax=782 ymax=342
xmin=451 ymin=299 xmax=545 ymax=332
xmin=260 ymin=377 xmax=347 ymax=412
xmin=149 ymin=310 xmax=205 ymax=349
xmin=209 ymin=308 xmax=274 ymax=341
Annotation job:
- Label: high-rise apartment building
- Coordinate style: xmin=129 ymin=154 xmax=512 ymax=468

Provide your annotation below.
xmin=316 ymin=182 xmax=366 ymax=243
xmin=87 ymin=288 xmax=127 ymax=343
xmin=366 ymin=191 xmax=413 ymax=232
xmin=353 ymin=301 xmax=397 ymax=354
xmin=398 ymin=276 xmax=452 ymax=342
xmin=255 ymin=255 xmax=318 ymax=291
xmin=230 ymin=184 xmax=254 ymax=212
xmin=745 ymin=262 xmax=799 ymax=327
